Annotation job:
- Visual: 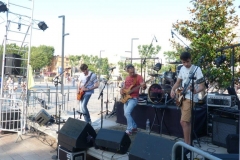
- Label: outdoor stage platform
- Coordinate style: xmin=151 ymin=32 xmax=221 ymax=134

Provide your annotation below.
xmin=116 ymin=102 xmax=207 ymax=138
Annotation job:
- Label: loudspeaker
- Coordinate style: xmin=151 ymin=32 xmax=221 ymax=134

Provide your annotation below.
xmin=212 ymin=116 xmax=238 ymax=147
xmin=95 ymin=129 xmax=131 ymax=154
xmin=129 ymin=132 xmax=183 ymax=160
xmin=35 ymin=109 xmax=51 ymax=126
xmin=5 ymin=54 xmax=22 ymax=75
xmin=1 ymin=109 xmax=21 ymax=129
xmin=58 ymin=118 xmax=97 ymax=151
xmin=226 ymin=134 xmax=239 ymax=154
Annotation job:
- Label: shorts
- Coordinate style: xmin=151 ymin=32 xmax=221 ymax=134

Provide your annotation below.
xmin=180 ymin=99 xmax=195 ymax=122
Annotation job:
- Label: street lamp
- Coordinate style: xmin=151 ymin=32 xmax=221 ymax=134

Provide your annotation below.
xmin=126 ymin=38 xmax=139 ymax=64
xmin=99 ymin=50 xmax=105 ymax=79
xmin=58 ymin=15 xmax=69 ymax=95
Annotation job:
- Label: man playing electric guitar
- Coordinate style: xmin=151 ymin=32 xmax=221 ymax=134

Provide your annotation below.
xmin=120 ymin=64 xmax=146 ymax=136
xmin=170 ymin=52 xmax=205 ymax=154
xmin=77 ymin=64 xmax=99 ymax=124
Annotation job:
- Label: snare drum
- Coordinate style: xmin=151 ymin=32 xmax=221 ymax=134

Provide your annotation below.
xmin=148 ymin=84 xmax=172 ymax=104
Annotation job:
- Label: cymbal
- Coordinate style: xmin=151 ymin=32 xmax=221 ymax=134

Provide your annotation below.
xmin=167 ymin=61 xmax=182 ymax=64
xmin=148 ymin=73 xmax=163 ymax=77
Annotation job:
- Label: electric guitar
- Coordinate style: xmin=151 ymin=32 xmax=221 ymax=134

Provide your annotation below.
xmin=120 ymin=78 xmax=152 ymax=104
xmin=175 ymin=77 xmax=205 ymax=107
xmin=77 ymin=76 xmax=96 ymax=100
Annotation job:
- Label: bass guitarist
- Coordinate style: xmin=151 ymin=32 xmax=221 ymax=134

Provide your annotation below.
xmin=77 ymin=64 xmax=99 ymax=124
xmin=120 ymin=64 xmax=146 ymax=136
xmin=170 ymin=52 xmax=205 ymax=153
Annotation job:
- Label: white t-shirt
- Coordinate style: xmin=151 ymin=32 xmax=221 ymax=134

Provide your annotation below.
xmin=79 ymin=71 xmax=98 ymax=94
xmin=178 ymin=65 xmax=204 ymax=102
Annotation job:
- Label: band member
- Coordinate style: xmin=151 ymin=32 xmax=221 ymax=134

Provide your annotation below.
xmin=120 ymin=64 xmax=146 ymax=135
xmin=170 ymin=52 xmax=205 ymax=148
xmin=77 ymin=64 xmax=99 ymax=124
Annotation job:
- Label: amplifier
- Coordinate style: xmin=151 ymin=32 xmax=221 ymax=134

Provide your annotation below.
xmin=207 ymin=94 xmax=236 ymax=107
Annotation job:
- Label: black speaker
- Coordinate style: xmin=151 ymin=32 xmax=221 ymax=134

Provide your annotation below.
xmin=129 ymin=132 xmax=183 ymax=160
xmin=4 ymin=54 xmax=22 ymax=75
xmin=212 ymin=116 xmax=238 ymax=147
xmin=58 ymin=118 xmax=97 ymax=151
xmin=58 ymin=146 xmax=86 ymax=160
xmin=95 ymin=129 xmax=131 ymax=154
xmin=35 ymin=109 xmax=51 ymax=126
xmin=226 ymin=134 xmax=239 ymax=154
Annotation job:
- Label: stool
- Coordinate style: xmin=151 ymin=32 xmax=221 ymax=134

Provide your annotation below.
xmin=149 ymin=104 xmax=171 ymax=135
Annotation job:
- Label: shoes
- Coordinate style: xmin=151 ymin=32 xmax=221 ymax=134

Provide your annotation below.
xmin=125 ymin=130 xmax=132 ymax=136
xmin=132 ymin=128 xmax=138 ymax=133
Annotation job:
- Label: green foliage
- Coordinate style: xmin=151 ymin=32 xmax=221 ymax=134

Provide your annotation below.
xmin=171 ymin=0 xmax=239 ymax=89
xmin=30 ymin=45 xmax=54 ymax=71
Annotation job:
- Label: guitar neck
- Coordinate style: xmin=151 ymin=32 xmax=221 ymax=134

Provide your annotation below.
xmin=127 ymin=79 xmax=151 ymax=95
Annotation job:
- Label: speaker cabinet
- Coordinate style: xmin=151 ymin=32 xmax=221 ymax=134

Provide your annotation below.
xmin=95 ymin=129 xmax=131 ymax=154
xmin=5 ymin=54 xmax=22 ymax=75
xmin=1 ymin=109 xmax=21 ymax=129
xmin=35 ymin=109 xmax=51 ymax=126
xmin=129 ymin=132 xmax=177 ymax=160
xmin=212 ymin=116 xmax=238 ymax=147
xmin=58 ymin=118 xmax=96 ymax=151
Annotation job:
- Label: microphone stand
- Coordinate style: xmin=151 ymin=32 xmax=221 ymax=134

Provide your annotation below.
xmin=52 ymin=70 xmax=66 ymax=160
xmin=171 ymin=30 xmax=191 ymax=50
xmin=98 ymin=68 xmax=114 ymax=128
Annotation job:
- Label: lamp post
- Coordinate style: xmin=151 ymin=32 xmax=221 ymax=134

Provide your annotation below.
xmin=99 ymin=50 xmax=105 ymax=79
xmin=130 ymin=38 xmax=139 ymax=64
xmin=58 ymin=15 xmax=69 ymax=95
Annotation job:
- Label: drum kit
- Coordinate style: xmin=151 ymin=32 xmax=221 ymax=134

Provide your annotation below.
xmin=147 ymin=61 xmax=183 ymax=104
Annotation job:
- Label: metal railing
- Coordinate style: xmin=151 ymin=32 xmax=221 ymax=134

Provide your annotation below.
xmin=171 ymin=141 xmax=222 ymax=160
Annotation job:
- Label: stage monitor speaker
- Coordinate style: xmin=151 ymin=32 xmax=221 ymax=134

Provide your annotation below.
xmin=4 ymin=54 xmax=22 ymax=75
xmin=129 ymin=132 xmax=186 ymax=160
xmin=58 ymin=118 xmax=97 ymax=152
xmin=226 ymin=134 xmax=239 ymax=154
xmin=212 ymin=116 xmax=238 ymax=147
xmin=95 ymin=129 xmax=131 ymax=154
xmin=35 ymin=109 xmax=51 ymax=126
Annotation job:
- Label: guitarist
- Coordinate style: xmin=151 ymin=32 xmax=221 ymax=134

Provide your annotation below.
xmin=120 ymin=64 xmax=146 ymax=136
xmin=77 ymin=64 xmax=99 ymax=124
xmin=170 ymin=52 xmax=205 ymax=153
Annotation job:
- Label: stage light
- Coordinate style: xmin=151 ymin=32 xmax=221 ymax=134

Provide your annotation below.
xmin=214 ymin=54 xmax=226 ymax=67
xmin=38 ymin=21 xmax=48 ymax=31
xmin=0 ymin=1 xmax=8 ymax=13
xmin=153 ymin=62 xmax=162 ymax=72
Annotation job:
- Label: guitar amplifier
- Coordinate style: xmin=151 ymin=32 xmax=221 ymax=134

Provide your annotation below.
xmin=207 ymin=94 xmax=236 ymax=107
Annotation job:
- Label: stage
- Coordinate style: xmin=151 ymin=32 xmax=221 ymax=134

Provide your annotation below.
xmin=116 ymin=102 xmax=207 ymax=138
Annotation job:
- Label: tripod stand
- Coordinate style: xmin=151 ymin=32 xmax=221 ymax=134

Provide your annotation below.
xmin=98 ymin=68 xmax=114 ymax=128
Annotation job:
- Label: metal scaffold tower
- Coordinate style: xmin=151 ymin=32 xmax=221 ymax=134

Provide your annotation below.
xmin=0 ymin=0 xmax=47 ymax=140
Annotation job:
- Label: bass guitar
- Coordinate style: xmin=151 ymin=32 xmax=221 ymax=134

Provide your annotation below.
xmin=175 ymin=77 xmax=205 ymax=107
xmin=120 ymin=78 xmax=152 ymax=104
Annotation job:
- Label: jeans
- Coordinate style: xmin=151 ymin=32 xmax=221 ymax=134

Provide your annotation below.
xmin=79 ymin=93 xmax=92 ymax=123
xmin=124 ymin=98 xmax=138 ymax=131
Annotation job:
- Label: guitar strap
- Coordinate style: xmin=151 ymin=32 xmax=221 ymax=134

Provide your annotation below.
xmin=83 ymin=72 xmax=93 ymax=87
xmin=133 ymin=74 xmax=137 ymax=86
xmin=183 ymin=65 xmax=196 ymax=88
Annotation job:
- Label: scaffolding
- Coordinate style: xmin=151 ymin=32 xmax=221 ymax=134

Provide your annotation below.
xmin=0 ymin=0 xmax=44 ymax=141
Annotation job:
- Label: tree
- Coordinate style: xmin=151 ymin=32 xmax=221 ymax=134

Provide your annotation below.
xmin=30 ymin=45 xmax=54 ymax=71
xmin=170 ymin=0 xmax=239 ymax=89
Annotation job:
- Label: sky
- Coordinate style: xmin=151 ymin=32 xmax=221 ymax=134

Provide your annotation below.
xmin=0 ymin=0 xmax=239 ymax=64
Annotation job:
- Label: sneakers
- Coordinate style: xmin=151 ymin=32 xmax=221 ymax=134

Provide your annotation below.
xmin=125 ymin=130 xmax=132 ymax=136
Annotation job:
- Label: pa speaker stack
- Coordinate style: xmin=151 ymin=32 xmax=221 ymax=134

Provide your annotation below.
xmin=58 ymin=117 xmax=97 ymax=152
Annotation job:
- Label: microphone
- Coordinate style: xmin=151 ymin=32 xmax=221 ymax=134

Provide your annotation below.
xmin=108 ymin=67 xmax=116 ymax=70
xmin=171 ymin=30 xmax=174 ymax=38
xmin=154 ymin=35 xmax=158 ymax=42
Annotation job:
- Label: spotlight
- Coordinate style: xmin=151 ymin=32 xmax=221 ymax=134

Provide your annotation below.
xmin=0 ymin=1 xmax=8 ymax=13
xmin=38 ymin=21 xmax=48 ymax=31
xmin=214 ymin=54 xmax=226 ymax=67
xmin=153 ymin=63 xmax=162 ymax=72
